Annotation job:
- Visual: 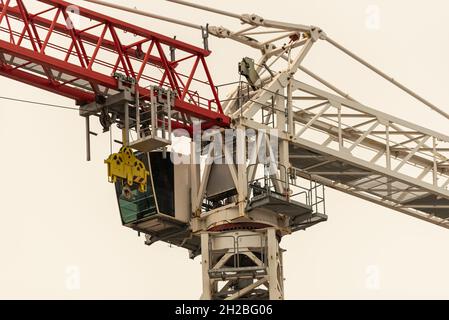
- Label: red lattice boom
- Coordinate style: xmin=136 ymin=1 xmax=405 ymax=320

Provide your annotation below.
xmin=0 ymin=0 xmax=230 ymax=129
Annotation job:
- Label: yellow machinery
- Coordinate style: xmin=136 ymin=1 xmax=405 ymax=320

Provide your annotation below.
xmin=105 ymin=147 xmax=149 ymax=193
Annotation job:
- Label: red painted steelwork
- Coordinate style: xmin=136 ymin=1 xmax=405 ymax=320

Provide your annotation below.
xmin=0 ymin=0 xmax=230 ymax=128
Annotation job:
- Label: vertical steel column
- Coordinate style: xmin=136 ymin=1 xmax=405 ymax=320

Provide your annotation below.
xmin=200 ymin=232 xmax=212 ymax=300
xmin=199 ymin=229 xmax=285 ymax=300
xmin=150 ymin=87 xmax=157 ymax=139
xmin=277 ymin=90 xmax=290 ymax=194
xmin=267 ymin=228 xmax=283 ymax=300
xmin=123 ymin=102 xmax=129 ymax=146
xmin=167 ymin=90 xmax=172 ymax=138
xmin=85 ymin=116 xmax=91 ymax=161
xmin=136 ymin=85 xmax=141 ymax=138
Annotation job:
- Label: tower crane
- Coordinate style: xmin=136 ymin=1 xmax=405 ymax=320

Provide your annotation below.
xmin=1 ymin=0 xmax=449 ymax=300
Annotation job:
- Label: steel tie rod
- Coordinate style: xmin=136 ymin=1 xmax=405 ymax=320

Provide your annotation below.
xmin=83 ymin=0 xmax=202 ymax=30
xmin=325 ymin=35 xmax=449 ymax=122
xmin=166 ymin=0 xmax=312 ymax=32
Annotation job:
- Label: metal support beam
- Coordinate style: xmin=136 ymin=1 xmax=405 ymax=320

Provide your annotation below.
xmin=200 ymin=230 xmax=285 ymax=300
xmin=85 ymin=116 xmax=91 ymax=161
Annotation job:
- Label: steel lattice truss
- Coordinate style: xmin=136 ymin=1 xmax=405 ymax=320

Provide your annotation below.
xmin=289 ymin=83 xmax=449 ymax=226
xmin=183 ymin=0 xmax=449 ymax=228
xmin=1 ymin=0 xmax=449 ymax=301
xmin=1 ymin=0 xmax=449 ymax=230
xmin=0 ymin=0 xmax=230 ymax=130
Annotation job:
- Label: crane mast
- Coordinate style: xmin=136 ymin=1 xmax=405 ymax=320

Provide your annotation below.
xmin=1 ymin=0 xmax=449 ymax=300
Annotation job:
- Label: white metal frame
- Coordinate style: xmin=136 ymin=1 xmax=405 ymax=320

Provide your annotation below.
xmin=84 ymin=0 xmax=449 ymax=300
xmin=201 ymin=229 xmax=283 ymax=300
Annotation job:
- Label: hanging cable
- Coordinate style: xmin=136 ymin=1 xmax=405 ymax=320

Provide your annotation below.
xmin=0 ymin=96 xmax=79 ymax=111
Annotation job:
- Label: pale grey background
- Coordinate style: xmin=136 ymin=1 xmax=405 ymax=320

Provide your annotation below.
xmin=0 ymin=0 xmax=448 ymax=299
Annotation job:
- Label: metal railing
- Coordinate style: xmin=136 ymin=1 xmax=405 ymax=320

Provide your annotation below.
xmin=208 ymin=232 xmax=267 ymax=274
xmin=247 ymin=163 xmax=326 ymax=216
xmin=291 ymin=167 xmax=326 ymax=216
xmin=128 ymin=86 xmax=174 ymax=145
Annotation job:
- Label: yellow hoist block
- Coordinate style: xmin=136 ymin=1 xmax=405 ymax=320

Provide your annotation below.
xmin=104 ymin=147 xmax=150 ymax=193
